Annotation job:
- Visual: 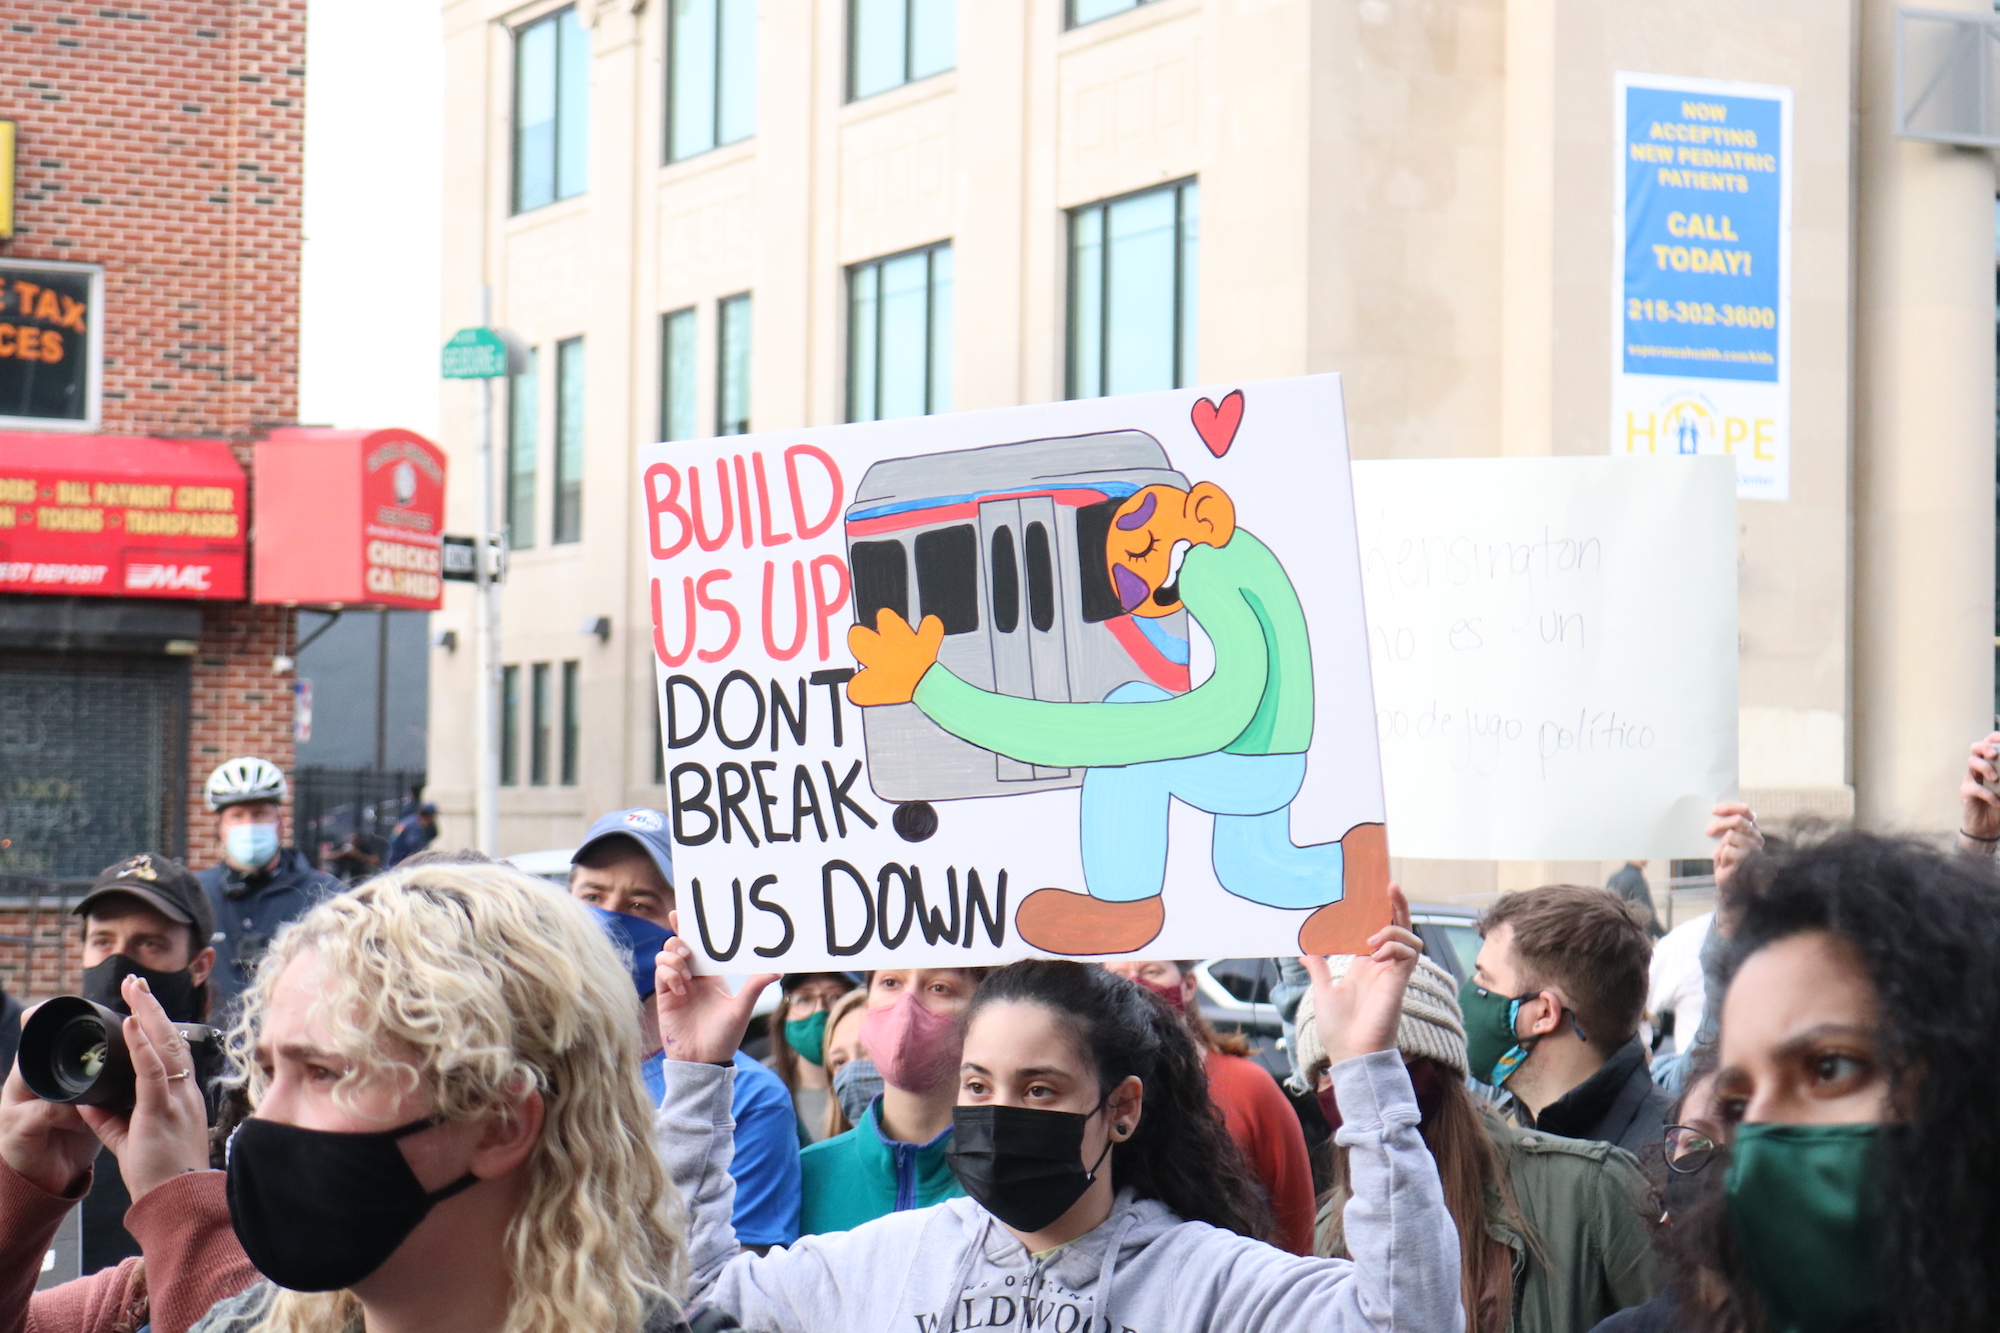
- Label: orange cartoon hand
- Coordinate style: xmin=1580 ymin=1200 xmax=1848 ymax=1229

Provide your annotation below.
xmin=846 ymin=609 xmax=945 ymax=707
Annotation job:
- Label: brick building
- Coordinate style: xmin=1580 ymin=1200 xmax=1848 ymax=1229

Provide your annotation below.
xmin=0 ymin=0 xmax=310 ymax=997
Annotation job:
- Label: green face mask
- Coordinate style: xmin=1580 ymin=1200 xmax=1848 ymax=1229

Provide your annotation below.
xmin=785 ymin=1009 xmax=830 ymax=1066
xmin=1458 ymin=978 xmax=1536 ymax=1088
xmin=1725 ymin=1123 xmax=1883 ymax=1333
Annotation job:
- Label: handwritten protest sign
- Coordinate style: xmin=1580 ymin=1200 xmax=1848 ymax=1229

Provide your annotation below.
xmin=1352 ymin=455 xmax=1738 ymax=860
xmin=643 ymin=374 xmax=1389 ymax=971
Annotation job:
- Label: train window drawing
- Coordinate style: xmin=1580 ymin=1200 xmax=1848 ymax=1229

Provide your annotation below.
xmin=643 ymin=375 xmax=1390 ymax=970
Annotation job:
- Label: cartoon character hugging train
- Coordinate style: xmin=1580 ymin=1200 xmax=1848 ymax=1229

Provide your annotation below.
xmin=842 ymin=429 xmax=1387 ymax=957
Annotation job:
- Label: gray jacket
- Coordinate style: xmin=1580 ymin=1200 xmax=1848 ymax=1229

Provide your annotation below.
xmin=656 ymin=1049 xmax=1463 ymax=1333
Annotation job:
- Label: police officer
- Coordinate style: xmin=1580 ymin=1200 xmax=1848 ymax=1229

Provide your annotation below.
xmin=195 ymin=757 xmax=342 ymax=1017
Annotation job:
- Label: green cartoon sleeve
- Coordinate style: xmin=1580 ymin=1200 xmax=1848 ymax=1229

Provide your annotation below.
xmin=909 ymin=556 xmax=1269 ymax=768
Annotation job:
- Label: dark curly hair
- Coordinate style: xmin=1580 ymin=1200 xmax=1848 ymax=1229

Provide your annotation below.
xmin=1683 ymin=833 xmax=2000 ymax=1333
xmin=962 ymin=959 xmax=1272 ymax=1241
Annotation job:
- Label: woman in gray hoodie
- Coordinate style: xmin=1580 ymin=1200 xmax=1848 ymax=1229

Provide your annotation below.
xmin=650 ymin=887 xmax=1463 ymax=1333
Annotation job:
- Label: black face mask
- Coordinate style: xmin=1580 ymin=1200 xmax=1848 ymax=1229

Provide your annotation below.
xmin=946 ymin=1102 xmax=1115 ymax=1234
xmin=1662 ymin=1145 xmax=1715 ymax=1222
xmin=81 ymin=955 xmax=201 ymax=1025
xmin=226 ymin=1114 xmax=479 ymax=1291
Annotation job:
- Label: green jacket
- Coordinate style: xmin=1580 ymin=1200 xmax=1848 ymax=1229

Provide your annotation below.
xmin=1318 ymin=1116 xmax=1661 ymax=1333
xmin=911 ymin=529 xmax=1315 ymax=766
xmin=796 ymin=1100 xmax=963 ymax=1236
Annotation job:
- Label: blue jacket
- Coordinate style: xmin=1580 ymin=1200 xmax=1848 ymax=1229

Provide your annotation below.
xmin=645 ymin=1049 xmax=802 ymax=1248
xmin=198 ymin=850 xmax=343 ymax=1014
xmin=385 ymin=816 xmax=436 ymax=867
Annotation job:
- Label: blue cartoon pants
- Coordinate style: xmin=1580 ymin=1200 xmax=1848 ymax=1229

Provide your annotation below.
xmin=1077 ymin=682 xmax=1345 ymax=909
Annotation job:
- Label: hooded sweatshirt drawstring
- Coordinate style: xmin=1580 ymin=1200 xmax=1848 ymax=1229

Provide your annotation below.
xmin=932 ymin=1210 xmax=993 ymax=1333
xmin=1091 ymin=1204 xmax=1140 ymax=1333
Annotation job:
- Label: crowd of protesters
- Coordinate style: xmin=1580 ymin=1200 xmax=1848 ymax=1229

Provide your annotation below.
xmin=0 ymin=737 xmax=1995 ymax=1333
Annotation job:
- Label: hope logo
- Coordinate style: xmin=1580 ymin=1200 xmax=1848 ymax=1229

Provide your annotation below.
xmin=1660 ymin=395 xmax=1717 ymax=455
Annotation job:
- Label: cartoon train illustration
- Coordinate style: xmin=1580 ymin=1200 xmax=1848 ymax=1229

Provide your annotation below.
xmin=844 ymin=431 xmax=1196 ymax=837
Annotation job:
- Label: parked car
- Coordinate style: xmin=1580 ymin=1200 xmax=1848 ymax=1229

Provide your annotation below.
xmin=1194 ymin=901 xmax=1484 ymax=1042
xmin=503 ymin=847 xmax=576 ymax=885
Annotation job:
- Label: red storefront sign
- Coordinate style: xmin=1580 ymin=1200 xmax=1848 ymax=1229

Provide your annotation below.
xmin=0 ymin=432 xmax=247 ymax=598
xmin=252 ymin=427 xmax=447 ymax=609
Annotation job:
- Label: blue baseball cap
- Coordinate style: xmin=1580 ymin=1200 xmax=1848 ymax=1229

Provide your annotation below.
xmin=585 ymin=903 xmax=674 ymax=999
xmin=573 ymin=808 xmax=674 ymax=887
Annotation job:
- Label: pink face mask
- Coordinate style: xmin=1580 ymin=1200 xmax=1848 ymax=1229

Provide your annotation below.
xmin=859 ymin=991 xmax=962 ymax=1093
xmin=1134 ymin=974 xmax=1188 ymax=1017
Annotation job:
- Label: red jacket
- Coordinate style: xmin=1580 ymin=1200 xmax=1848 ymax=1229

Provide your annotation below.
xmin=0 ymin=1163 xmax=256 ymax=1333
xmin=1204 ymin=1050 xmax=1317 ymax=1256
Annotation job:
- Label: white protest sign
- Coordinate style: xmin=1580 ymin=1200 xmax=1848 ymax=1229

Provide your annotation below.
xmin=1353 ymin=455 xmax=1738 ymax=860
xmin=643 ymin=374 xmax=1390 ymax=971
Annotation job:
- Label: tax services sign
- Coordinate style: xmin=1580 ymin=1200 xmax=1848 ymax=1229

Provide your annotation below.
xmin=0 ymin=259 xmax=103 ymax=431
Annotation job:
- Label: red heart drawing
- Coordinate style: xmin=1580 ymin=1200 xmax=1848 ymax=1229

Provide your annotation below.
xmin=1191 ymin=390 xmax=1245 ymax=457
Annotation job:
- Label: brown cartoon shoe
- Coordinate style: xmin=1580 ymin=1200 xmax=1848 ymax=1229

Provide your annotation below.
xmin=1015 ymin=889 xmax=1165 ymax=956
xmin=1298 ymin=823 xmax=1391 ymax=955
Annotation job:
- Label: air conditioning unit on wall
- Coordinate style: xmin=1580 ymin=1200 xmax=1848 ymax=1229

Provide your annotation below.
xmin=1898 ymin=8 xmax=2000 ymax=147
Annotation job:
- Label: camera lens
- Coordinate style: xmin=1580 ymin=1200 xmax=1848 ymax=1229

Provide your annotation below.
xmin=48 ymin=1013 xmax=111 ymax=1098
xmin=19 ymin=996 xmax=136 ymax=1108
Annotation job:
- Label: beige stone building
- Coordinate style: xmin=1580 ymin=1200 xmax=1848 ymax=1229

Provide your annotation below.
xmin=430 ymin=0 xmax=1996 ymax=900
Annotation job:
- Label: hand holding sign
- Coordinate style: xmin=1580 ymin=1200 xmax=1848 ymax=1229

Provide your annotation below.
xmin=654 ymin=914 xmax=779 ymax=1064
xmin=847 ymin=609 xmax=945 ymax=707
xmin=1302 ymin=883 xmax=1421 ymax=1068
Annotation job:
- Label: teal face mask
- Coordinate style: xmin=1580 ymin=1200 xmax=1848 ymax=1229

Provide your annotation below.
xmin=1458 ymin=979 xmax=1536 ymax=1088
xmin=785 ymin=1009 xmax=829 ymax=1066
xmin=1725 ymin=1122 xmax=1883 ymax=1333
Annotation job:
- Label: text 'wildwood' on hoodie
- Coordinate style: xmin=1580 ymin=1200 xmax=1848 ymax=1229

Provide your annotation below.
xmin=654 ymin=1049 xmax=1464 ymax=1333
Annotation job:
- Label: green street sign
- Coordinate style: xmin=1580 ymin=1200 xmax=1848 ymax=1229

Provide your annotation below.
xmin=441 ymin=327 xmax=509 ymax=379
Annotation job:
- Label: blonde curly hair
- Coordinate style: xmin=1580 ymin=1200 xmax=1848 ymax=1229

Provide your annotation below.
xmin=224 ymin=862 xmax=685 ymax=1333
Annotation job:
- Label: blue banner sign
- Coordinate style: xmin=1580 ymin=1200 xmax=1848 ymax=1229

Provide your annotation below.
xmin=1621 ymin=87 xmax=1781 ymax=382
xmin=1613 ymin=74 xmax=1792 ymax=501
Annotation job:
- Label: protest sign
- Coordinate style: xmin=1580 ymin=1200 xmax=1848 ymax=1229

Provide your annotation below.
xmin=1611 ymin=72 xmax=1794 ymax=501
xmin=1353 ymin=455 xmax=1738 ymax=861
xmin=643 ymin=374 xmax=1389 ymax=971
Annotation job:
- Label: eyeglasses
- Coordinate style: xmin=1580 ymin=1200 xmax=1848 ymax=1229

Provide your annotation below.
xmin=787 ymin=992 xmax=835 ymax=1016
xmin=1664 ymin=1124 xmax=1719 ymax=1173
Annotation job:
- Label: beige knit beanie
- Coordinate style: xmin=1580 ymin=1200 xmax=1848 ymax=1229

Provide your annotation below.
xmin=1292 ymin=955 xmax=1468 ymax=1082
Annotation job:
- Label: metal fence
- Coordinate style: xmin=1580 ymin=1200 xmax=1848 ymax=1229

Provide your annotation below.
xmin=293 ymin=767 xmax=427 ymax=880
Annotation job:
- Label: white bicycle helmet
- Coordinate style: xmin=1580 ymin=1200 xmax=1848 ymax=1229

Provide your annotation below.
xmin=206 ymin=757 xmax=288 ymax=811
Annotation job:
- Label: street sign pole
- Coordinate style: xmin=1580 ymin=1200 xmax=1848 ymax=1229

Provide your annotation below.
xmin=443 ymin=309 xmax=511 ymax=855
xmin=475 ymin=351 xmax=498 ymax=855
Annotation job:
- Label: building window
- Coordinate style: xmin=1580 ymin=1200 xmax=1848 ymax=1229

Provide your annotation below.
xmin=501 ymin=664 xmax=521 ymax=786
xmin=668 ymin=0 xmax=756 ymax=162
xmin=553 ymin=337 xmax=585 ymax=543
xmin=660 ymin=307 xmax=697 ymax=442
xmin=848 ymin=242 xmax=952 ymax=422
xmin=530 ymin=662 xmax=553 ymax=786
xmin=717 ymin=293 xmax=752 ymax=436
xmin=849 ymin=0 xmax=954 ymax=101
xmin=561 ymin=660 xmax=580 ymax=785
xmin=513 ymin=6 xmax=590 ymax=213
xmin=507 ymin=348 xmax=538 ymax=548
xmin=1067 ymin=0 xmax=1158 ymax=27
xmin=1068 ymin=179 xmax=1198 ymax=400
